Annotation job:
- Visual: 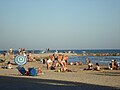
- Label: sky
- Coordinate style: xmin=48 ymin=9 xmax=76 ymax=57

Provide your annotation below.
xmin=0 ymin=0 xmax=120 ymax=50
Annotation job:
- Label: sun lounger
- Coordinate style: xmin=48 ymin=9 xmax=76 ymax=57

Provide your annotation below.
xmin=17 ymin=66 xmax=27 ymax=75
xmin=17 ymin=66 xmax=38 ymax=76
xmin=28 ymin=68 xmax=38 ymax=76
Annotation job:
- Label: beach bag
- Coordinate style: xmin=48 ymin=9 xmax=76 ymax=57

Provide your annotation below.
xmin=28 ymin=68 xmax=37 ymax=76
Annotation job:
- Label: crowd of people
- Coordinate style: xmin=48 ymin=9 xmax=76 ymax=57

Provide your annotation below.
xmin=83 ymin=58 xmax=101 ymax=71
xmin=42 ymin=53 xmax=69 ymax=72
xmin=84 ymin=58 xmax=120 ymax=71
xmin=0 ymin=48 xmax=120 ymax=72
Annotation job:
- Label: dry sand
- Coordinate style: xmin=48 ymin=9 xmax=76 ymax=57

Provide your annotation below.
xmin=0 ymin=54 xmax=120 ymax=90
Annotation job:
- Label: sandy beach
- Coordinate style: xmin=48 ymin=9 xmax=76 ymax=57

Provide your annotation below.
xmin=0 ymin=53 xmax=120 ymax=90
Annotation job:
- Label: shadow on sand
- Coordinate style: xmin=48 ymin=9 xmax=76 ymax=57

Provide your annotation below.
xmin=91 ymin=71 xmax=120 ymax=76
xmin=0 ymin=76 xmax=119 ymax=90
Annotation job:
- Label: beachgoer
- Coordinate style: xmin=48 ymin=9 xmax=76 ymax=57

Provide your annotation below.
xmin=86 ymin=58 xmax=89 ymax=65
xmin=57 ymin=54 xmax=63 ymax=66
xmin=3 ymin=51 xmax=7 ymax=59
xmin=9 ymin=48 xmax=13 ymax=54
xmin=79 ymin=62 xmax=83 ymax=65
xmin=52 ymin=54 xmax=59 ymax=67
xmin=18 ymin=48 xmax=21 ymax=54
xmin=23 ymin=52 xmax=27 ymax=57
xmin=33 ymin=57 xmax=36 ymax=62
xmin=114 ymin=60 xmax=119 ymax=69
xmin=7 ymin=61 xmax=13 ymax=69
xmin=60 ymin=57 xmax=67 ymax=72
xmin=54 ymin=54 xmax=58 ymax=60
xmin=64 ymin=55 xmax=69 ymax=64
xmin=75 ymin=62 xmax=79 ymax=65
xmin=70 ymin=62 xmax=74 ymax=65
xmin=109 ymin=60 xmax=118 ymax=70
xmin=42 ymin=58 xmax=46 ymax=64
xmin=112 ymin=60 xmax=118 ymax=70
xmin=27 ymin=53 xmax=33 ymax=62
xmin=84 ymin=60 xmax=93 ymax=70
xmin=37 ymin=67 xmax=41 ymax=75
xmin=94 ymin=63 xmax=100 ymax=71
xmin=46 ymin=58 xmax=53 ymax=69
xmin=88 ymin=61 xmax=93 ymax=70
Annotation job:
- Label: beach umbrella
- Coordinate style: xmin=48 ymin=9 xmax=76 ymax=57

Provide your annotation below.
xmin=14 ymin=55 xmax=27 ymax=66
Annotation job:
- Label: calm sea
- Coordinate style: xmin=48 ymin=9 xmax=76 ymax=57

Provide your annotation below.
xmin=0 ymin=49 xmax=120 ymax=54
xmin=0 ymin=49 xmax=120 ymax=65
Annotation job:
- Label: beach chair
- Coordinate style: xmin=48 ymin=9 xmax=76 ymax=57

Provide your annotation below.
xmin=28 ymin=68 xmax=38 ymax=76
xmin=17 ymin=66 xmax=27 ymax=75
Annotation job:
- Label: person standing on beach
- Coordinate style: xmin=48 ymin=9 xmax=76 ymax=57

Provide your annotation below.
xmin=9 ymin=48 xmax=13 ymax=55
xmin=18 ymin=48 xmax=21 ymax=54
xmin=3 ymin=51 xmax=7 ymax=59
xmin=60 ymin=56 xmax=67 ymax=72
xmin=86 ymin=58 xmax=89 ymax=64
xmin=46 ymin=58 xmax=53 ymax=69
xmin=64 ymin=55 xmax=69 ymax=64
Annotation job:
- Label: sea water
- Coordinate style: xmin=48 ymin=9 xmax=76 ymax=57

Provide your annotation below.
xmin=68 ymin=56 xmax=120 ymax=66
xmin=0 ymin=49 xmax=120 ymax=54
xmin=0 ymin=49 xmax=120 ymax=65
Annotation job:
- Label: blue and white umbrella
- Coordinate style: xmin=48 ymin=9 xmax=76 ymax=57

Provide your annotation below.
xmin=14 ymin=55 xmax=27 ymax=65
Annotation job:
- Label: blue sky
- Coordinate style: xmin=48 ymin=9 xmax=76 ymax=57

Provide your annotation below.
xmin=0 ymin=0 xmax=120 ymax=50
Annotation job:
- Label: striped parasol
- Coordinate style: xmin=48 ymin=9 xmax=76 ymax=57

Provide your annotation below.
xmin=14 ymin=55 xmax=27 ymax=65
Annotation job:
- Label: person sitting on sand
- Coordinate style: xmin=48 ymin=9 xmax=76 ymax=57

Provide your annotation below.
xmin=32 ymin=57 xmax=36 ymax=62
xmin=7 ymin=61 xmax=13 ymax=69
xmin=46 ymin=58 xmax=53 ymax=69
xmin=27 ymin=52 xmax=33 ymax=62
xmin=53 ymin=54 xmax=60 ymax=67
xmin=111 ymin=60 xmax=118 ymax=70
xmin=79 ymin=61 xmax=83 ymax=65
xmin=58 ymin=54 xmax=63 ymax=63
xmin=109 ymin=59 xmax=118 ymax=70
xmin=114 ymin=60 xmax=119 ymax=70
xmin=94 ymin=63 xmax=100 ymax=71
xmin=84 ymin=60 xmax=93 ymax=70
xmin=88 ymin=61 xmax=93 ymax=70
xmin=69 ymin=62 xmax=74 ymax=65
